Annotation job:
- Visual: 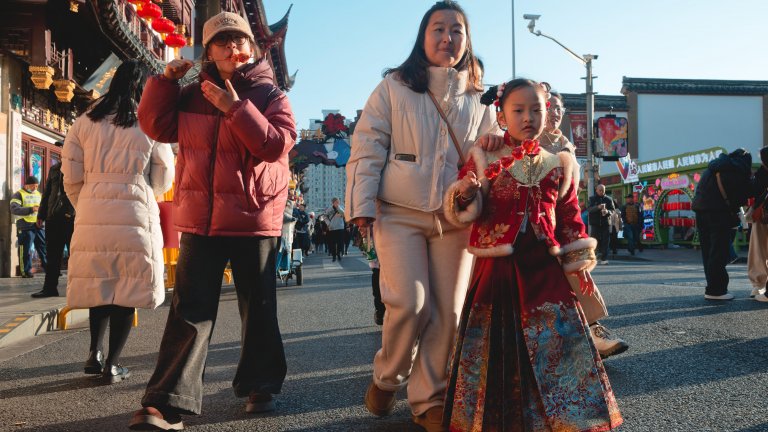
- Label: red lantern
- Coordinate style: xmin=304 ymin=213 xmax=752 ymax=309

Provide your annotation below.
xmin=137 ymin=1 xmax=161 ymax=22
xmin=164 ymin=32 xmax=186 ymax=49
xmin=152 ymin=17 xmax=175 ymax=36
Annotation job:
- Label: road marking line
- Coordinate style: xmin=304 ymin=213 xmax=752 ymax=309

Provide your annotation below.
xmin=0 ymin=329 xmax=10 ymax=333
xmin=13 ymin=317 xmax=27 ymax=321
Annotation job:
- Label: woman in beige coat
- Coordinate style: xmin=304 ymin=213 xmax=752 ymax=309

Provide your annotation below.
xmin=345 ymin=3 xmax=500 ymax=430
xmin=63 ymin=59 xmax=174 ymax=383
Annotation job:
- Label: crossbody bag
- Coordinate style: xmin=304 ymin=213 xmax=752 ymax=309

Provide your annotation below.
xmin=427 ymin=90 xmax=466 ymax=169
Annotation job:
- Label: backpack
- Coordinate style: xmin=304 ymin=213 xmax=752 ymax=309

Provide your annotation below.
xmin=47 ymin=165 xmax=75 ymax=219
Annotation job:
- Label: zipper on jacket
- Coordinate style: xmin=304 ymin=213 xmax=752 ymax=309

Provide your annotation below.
xmin=205 ymin=114 xmax=222 ymax=235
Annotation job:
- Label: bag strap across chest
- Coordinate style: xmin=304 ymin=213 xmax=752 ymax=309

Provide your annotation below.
xmin=427 ymin=90 xmax=466 ymax=168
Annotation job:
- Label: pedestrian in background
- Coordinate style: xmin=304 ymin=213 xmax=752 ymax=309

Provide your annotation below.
xmin=129 ymin=11 xmax=295 ymax=431
xmin=621 ymin=193 xmax=643 ymax=255
xmin=588 ymin=184 xmax=615 ymax=264
xmin=748 ymin=190 xmax=768 ymax=300
xmin=345 ymin=2 xmax=502 ymax=430
xmin=31 ymin=141 xmax=75 ymax=298
xmin=609 ymin=198 xmax=623 ymax=256
xmin=11 ymin=176 xmax=47 ymax=278
xmin=62 ymin=59 xmax=174 ymax=383
xmin=692 ymin=148 xmax=768 ymax=301
xmin=537 ymin=89 xmax=627 ymax=358
xmin=323 ymin=197 xmax=345 ymax=262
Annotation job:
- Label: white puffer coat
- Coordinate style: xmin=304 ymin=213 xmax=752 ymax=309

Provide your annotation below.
xmin=345 ymin=67 xmax=499 ymax=220
xmin=62 ymin=114 xmax=174 ymax=309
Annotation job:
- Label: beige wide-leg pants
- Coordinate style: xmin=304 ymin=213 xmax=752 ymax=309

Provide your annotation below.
xmin=372 ymin=202 xmax=473 ymax=416
xmin=748 ymin=223 xmax=768 ymax=289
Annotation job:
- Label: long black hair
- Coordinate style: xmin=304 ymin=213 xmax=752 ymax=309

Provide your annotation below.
xmin=481 ymin=78 xmax=550 ymax=110
xmin=384 ymin=1 xmax=482 ymax=93
xmin=86 ymin=59 xmax=149 ymax=128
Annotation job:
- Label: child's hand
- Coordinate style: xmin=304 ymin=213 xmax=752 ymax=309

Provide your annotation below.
xmin=475 ymin=133 xmax=505 ymax=152
xmin=457 ymin=171 xmax=481 ymax=200
xmin=577 ymin=270 xmax=595 ymax=296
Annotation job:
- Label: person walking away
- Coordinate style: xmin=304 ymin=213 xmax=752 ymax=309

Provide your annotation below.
xmin=748 ymin=189 xmax=768 ymax=299
xmin=621 ymin=193 xmax=643 ymax=255
xmin=609 ymin=198 xmax=623 ymax=256
xmin=529 ymin=90 xmax=627 ymax=358
xmin=443 ymin=78 xmax=622 ymax=431
xmin=62 ymin=59 xmax=174 ymax=383
xmin=293 ymin=204 xmax=310 ymax=256
xmin=31 ymin=143 xmax=75 ymax=298
xmin=129 ymin=11 xmax=296 ymax=431
xmin=323 ymin=197 xmax=345 ymax=262
xmin=346 ymin=2 xmax=503 ymax=430
xmin=588 ymin=184 xmax=615 ymax=264
xmin=692 ymin=148 xmax=768 ymax=301
xmin=11 ymin=176 xmax=47 ymax=278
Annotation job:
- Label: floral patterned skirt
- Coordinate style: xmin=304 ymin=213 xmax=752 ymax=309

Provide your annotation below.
xmin=444 ymin=229 xmax=623 ymax=432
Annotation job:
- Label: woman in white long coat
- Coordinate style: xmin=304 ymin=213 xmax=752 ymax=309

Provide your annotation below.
xmin=62 ymin=59 xmax=174 ymax=383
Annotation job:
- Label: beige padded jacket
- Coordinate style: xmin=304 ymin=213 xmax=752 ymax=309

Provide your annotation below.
xmin=345 ymin=67 xmax=499 ymax=220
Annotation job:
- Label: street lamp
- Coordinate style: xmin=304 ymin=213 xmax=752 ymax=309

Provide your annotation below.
xmin=523 ymin=14 xmax=598 ymax=199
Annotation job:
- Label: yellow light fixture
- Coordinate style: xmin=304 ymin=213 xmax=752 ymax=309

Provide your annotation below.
xmin=53 ymin=79 xmax=76 ymax=103
xmin=28 ymin=66 xmax=54 ymax=89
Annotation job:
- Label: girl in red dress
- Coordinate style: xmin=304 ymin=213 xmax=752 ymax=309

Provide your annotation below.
xmin=443 ymin=79 xmax=623 ymax=431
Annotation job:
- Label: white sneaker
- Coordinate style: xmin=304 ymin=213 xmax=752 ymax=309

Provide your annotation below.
xmin=704 ymin=293 xmax=735 ymax=300
xmin=750 ymin=287 xmax=765 ymax=297
xmin=754 ymin=293 xmax=768 ymax=302
xmin=589 ymin=323 xmax=629 ymax=359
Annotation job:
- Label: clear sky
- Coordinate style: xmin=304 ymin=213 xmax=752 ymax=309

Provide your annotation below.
xmin=262 ymin=0 xmax=768 ymax=131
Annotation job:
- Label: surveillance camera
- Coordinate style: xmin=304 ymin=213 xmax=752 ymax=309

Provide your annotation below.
xmin=523 ymin=14 xmax=541 ymax=20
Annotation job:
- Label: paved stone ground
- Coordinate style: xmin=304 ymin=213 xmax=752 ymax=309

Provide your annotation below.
xmin=0 ymin=247 xmax=765 ymax=432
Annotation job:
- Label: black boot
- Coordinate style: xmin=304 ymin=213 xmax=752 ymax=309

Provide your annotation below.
xmin=31 ymin=289 xmax=58 ymax=298
xmin=84 ymin=350 xmax=104 ymax=374
xmin=102 ymin=364 xmax=130 ymax=383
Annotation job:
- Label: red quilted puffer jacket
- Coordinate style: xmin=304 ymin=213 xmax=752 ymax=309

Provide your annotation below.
xmin=138 ymin=61 xmax=296 ymax=237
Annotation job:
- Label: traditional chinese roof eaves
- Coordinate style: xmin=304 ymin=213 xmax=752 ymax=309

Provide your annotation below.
xmin=243 ymin=2 xmax=294 ymax=91
xmin=621 ymin=77 xmax=768 ymax=96
xmin=561 ymin=93 xmax=628 ymax=112
xmin=93 ymin=0 xmax=165 ymax=74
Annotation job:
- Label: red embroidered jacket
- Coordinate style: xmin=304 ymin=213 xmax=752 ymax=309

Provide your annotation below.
xmin=444 ymin=147 xmax=596 ymax=273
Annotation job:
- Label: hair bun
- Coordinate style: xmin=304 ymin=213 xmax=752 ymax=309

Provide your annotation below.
xmin=480 ymin=85 xmax=498 ymax=106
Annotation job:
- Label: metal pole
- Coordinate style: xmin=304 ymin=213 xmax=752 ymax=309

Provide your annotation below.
xmin=585 ymin=55 xmax=595 ymax=199
xmin=511 ymin=0 xmax=515 ymax=78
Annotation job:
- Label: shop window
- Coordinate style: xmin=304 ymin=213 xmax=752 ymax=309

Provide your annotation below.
xmin=20 ymin=134 xmax=62 ymax=193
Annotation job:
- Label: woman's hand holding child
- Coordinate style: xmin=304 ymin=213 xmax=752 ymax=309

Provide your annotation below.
xmin=457 ymin=171 xmax=481 ymax=203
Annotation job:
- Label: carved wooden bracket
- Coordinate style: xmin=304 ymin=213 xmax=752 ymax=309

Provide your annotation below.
xmin=28 ymin=65 xmax=55 ymax=90
xmin=53 ymin=79 xmax=76 ymax=102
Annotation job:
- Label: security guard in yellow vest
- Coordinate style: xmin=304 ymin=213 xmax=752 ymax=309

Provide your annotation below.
xmin=11 ymin=176 xmax=47 ymax=278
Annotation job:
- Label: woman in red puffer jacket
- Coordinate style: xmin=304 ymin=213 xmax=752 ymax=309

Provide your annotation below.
xmin=129 ymin=11 xmax=296 ymax=431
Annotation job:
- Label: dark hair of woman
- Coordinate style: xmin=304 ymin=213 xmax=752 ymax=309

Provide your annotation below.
xmin=86 ymin=59 xmax=149 ymax=128
xmin=480 ymin=78 xmax=550 ymax=110
xmin=383 ymin=1 xmax=482 ymax=93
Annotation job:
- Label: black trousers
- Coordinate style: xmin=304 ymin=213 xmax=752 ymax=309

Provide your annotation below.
xmin=42 ymin=217 xmax=74 ymax=293
xmin=328 ymin=229 xmax=345 ymax=259
xmin=696 ymin=213 xmax=732 ymax=296
xmin=142 ymin=233 xmax=286 ymax=415
xmin=591 ymin=225 xmax=610 ymax=260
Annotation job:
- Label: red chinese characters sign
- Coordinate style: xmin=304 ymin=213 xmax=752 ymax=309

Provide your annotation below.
xmin=568 ymin=113 xmax=588 ymax=157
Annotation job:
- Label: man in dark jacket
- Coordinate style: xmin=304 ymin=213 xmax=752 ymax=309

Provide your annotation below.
xmin=32 ymin=144 xmax=75 ymax=298
xmin=620 ymin=193 xmax=644 ymax=255
xmin=588 ymin=184 xmax=615 ymax=264
xmin=692 ymin=148 xmax=768 ymax=300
